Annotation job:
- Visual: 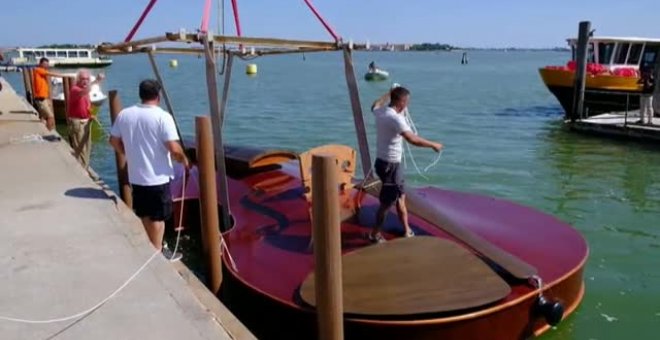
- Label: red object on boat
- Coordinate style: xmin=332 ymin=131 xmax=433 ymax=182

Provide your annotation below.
xmin=613 ymin=67 xmax=638 ymax=77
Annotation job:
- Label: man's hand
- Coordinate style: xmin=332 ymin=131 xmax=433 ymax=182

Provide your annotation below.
xmin=96 ymin=73 xmax=105 ymax=81
xmin=432 ymin=142 xmax=443 ymax=153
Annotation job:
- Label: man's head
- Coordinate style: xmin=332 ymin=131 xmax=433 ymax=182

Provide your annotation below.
xmin=389 ymin=86 xmax=410 ymax=113
xmin=139 ymin=79 xmax=161 ymax=103
xmin=76 ymin=69 xmax=91 ymax=88
xmin=39 ymin=57 xmax=49 ymax=68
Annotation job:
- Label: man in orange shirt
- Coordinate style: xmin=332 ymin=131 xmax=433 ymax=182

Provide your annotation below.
xmin=32 ymin=57 xmax=65 ymax=131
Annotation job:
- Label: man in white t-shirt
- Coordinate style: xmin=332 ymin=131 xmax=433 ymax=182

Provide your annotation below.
xmin=369 ymin=86 xmax=442 ymax=243
xmin=109 ymin=79 xmax=190 ymax=257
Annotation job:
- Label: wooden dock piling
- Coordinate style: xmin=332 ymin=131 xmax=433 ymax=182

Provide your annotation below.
xmin=21 ymin=68 xmax=33 ymax=105
xmin=196 ymin=115 xmax=223 ymax=294
xmin=108 ymin=90 xmax=132 ymax=207
xmin=311 ymin=154 xmax=344 ymax=340
xmin=571 ymin=21 xmax=591 ymax=121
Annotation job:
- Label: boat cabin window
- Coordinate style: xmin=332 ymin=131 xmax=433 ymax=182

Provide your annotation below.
xmin=46 ymin=51 xmax=56 ymax=58
xmin=81 ymin=51 xmax=90 ymax=58
xmin=641 ymin=45 xmax=660 ymax=69
xmin=56 ymin=51 xmax=67 ymax=58
xmin=587 ymin=43 xmax=596 ymax=63
xmin=627 ymin=43 xmax=644 ymax=65
xmin=598 ymin=42 xmax=615 ymax=64
xmin=23 ymin=51 xmax=34 ymax=58
xmin=614 ymin=43 xmax=630 ymax=64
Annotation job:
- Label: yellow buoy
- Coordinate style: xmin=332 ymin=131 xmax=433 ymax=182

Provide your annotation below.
xmin=246 ymin=63 xmax=257 ymax=75
xmin=169 ymin=59 xmax=178 ymax=68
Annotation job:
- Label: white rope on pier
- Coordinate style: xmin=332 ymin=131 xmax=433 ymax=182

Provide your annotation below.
xmin=0 ymin=250 xmax=160 ymax=324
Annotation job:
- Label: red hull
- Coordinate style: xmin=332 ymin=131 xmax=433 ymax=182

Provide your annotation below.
xmin=171 ymin=151 xmax=588 ymax=339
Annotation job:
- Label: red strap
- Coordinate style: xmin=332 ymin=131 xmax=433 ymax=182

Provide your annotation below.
xmin=200 ymin=0 xmax=213 ymax=33
xmin=231 ymin=0 xmax=242 ymax=37
xmin=302 ymin=0 xmax=340 ymax=42
xmin=124 ymin=0 xmax=159 ymax=42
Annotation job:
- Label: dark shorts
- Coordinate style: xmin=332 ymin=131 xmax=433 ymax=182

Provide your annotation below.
xmin=131 ymin=182 xmax=172 ymax=221
xmin=375 ymin=158 xmax=405 ymax=207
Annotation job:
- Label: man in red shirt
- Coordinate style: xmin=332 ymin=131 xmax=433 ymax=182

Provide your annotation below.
xmin=67 ymin=69 xmax=104 ymax=168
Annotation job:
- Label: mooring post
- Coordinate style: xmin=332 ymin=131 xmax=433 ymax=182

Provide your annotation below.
xmin=196 ymin=116 xmax=223 ymax=294
xmin=62 ymin=77 xmax=72 ymax=118
xmin=108 ymin=90 xmax=132 ymax=208
xmin=312 ymin=154 xmax=344 ymax=340
xmin=21 ymin=68 xmax=33 ymax=105
xmin=571 ymin=21 xmax=591 ymax=122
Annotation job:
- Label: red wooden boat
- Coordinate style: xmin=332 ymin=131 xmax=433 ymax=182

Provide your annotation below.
xmin=171 ymin=144 xmax=588 ymax=340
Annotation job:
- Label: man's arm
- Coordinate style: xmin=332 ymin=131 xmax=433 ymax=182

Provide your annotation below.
xmin=402 ymin=131 xmax=443 ymax=152
xmin=371 ymin=91 xmax=391 ymax=112
xmin=109 ymin=136 xmax=125 ymax=155
xmin=165 ymin=141 xmax=190 ymax=169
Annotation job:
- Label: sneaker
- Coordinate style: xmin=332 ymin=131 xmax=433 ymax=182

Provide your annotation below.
xmin=162 ymin=246 xmax=183 ymax=262
xmin=368 ymin=232 xmax=386 ymax=244
xmin=405 ymin=229 xmax=415 ymax=238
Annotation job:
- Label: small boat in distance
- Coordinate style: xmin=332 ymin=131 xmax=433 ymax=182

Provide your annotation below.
xmin=539 ymin=36 xmax=660 ymax=117
xmin=8 ymin=47 xmax=113 ymax=69
xmin=365 ymin=61 xmax=390 ymax=81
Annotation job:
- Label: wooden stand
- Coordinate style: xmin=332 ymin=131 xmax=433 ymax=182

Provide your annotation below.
xmin=311 ymin=154 xmax=344 ymax=340
xmin=196 ymin=116 xmax=223 ymax=294
xmin=108 ymin=90 xmax=132 ymax=207
xmin=571 ymin=21 xmax=591 ymax=121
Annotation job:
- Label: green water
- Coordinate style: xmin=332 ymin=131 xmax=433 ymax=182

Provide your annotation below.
xmin=5 ymin=51 xmax=660 ymax=339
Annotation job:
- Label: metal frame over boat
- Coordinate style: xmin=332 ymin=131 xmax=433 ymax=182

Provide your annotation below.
xmin=539 ymin=36 xmax=660 ymax=116
xmin=99 ymin=1 xmax=589 ymax=338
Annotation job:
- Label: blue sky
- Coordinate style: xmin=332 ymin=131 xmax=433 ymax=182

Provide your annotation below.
xmin=1 ymin=0 xmax=659 ymax=48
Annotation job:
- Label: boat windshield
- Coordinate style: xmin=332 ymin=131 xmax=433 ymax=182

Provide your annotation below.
xmin=598 ymin=42 xmax=615 ymax=64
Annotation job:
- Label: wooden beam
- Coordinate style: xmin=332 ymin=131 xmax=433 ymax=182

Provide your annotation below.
xmin=108 ymin=90 xmax=132 ymax=208
xmin=311 ymin=154 xmax=344 ymax=340
xmin=571 ymin=21 xmax=590 ymax=121
xmin=146 ymin=51 xmax=185 ymax=148
xmin=97 ymin=35 xmax=170 ymax=53
xmin=203 ymin=37 xmax=233 ymax=232
xmin=196 ymin=115 xmax=223 ymax=294
xmin=342 ymin=47 xmax=371 ymax=177
xmin=166 ymin=32 xmax=339 ymax=50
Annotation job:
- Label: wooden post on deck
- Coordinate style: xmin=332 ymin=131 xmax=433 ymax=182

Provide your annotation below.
xmin=108 ymin=90 xmax=132 ymax=208
xmin=342 ymin=47 xmax=372 ymax=177
xmin=202 ymin=37 xmax=233 ymax=232
xmin=196 ymin=116 xmax=223 ymax=293
xmin=62 ymin=77 xmax=72 ymax=117
xmin=21 ymin=68 xmax=33 ymax=105
xmin=311 ymin=154 xmax=344 ymax=340
xmin=571 ymin=21 xmax=591 ymax=122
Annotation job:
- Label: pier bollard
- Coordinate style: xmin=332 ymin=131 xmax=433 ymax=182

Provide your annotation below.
xmin=63 ymin=77 xmax=72 ymax=117
xmin=571 ymin=21 xmax=590 ymax=121
xmin=196 ymin=116 xmax=223 ymax=294
xmin=311 ymin=154 xmax=344 ymax=340
xmin=108 ymin=90 xmax=132 ymax=208
xmin=21 ymin=68 xmax=33 ymax=105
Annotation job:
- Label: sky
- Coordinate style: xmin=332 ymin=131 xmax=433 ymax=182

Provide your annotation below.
xmin=1 ymin=0 xmax=660 ymax=48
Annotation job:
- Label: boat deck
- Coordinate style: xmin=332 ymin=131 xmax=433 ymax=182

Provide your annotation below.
xmin=0 ymin=78 xmax=253 ymax=339
xmin=569 ymin=111 xmax=660 ymax=142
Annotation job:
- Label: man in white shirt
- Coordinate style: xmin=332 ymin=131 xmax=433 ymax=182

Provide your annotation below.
xmin=369 ymin=86 xmax=442 ymax=243
xmin=109 ymin=79 xmax=190 ymax=257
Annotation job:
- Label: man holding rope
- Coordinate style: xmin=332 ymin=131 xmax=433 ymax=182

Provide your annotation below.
xmin=369 ymin=86 xmax=443 ymax=243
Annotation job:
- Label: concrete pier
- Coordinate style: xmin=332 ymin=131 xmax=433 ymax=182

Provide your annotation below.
xmin=0 ymin=78 xmax=253 ymax=339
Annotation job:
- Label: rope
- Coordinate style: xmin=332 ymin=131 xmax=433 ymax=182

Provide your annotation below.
xmin=0 ymin=250 xmax=160 ymax=324
xmin=0 ymin=166 xmax=189 ymax=323
xmin=401 ymin=108 xmax=443 ymax=179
